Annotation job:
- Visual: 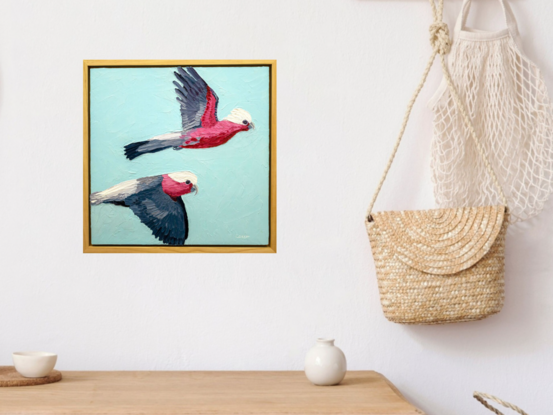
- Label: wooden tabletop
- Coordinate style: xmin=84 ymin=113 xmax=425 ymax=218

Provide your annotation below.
xmin=0 ymin=371 xmax=424 ymax=415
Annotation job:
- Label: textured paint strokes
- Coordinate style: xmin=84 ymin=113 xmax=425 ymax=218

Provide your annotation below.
xmin=123 ymin=67 xmax=254 ymax=160
xmin=90 ymin=66 xmax=270 ymax=246
xmin=90 ymin=179 xmax=139 ymax=205
xmin=91 ymin=171 xmax=198 ymax=245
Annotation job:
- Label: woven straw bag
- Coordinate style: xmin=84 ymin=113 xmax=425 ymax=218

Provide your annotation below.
xmin=474 ymin=392 xmax=528 ymax=415
xmin=365 ymin=0 xmax=509 ymax=325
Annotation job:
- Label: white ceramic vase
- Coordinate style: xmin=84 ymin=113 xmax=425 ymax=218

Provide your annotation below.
xmin=304 ymin=338 xmax=347 ymax=386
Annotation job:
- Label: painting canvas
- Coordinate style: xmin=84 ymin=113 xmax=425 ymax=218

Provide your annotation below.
xmin=84 ymin=61 xmax=276 ymax=253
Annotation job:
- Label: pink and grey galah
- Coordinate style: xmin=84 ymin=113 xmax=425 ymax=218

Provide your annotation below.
xmin=124 ymin=67 xmax=254 ymax=160
xmin=90 ymin=171 xmax=198 ymax=245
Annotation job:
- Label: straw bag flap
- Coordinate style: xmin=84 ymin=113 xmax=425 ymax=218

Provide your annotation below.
xmin=366 ymin=205 xmax=505 ymax=275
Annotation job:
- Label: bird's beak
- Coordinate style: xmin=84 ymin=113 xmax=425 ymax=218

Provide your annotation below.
xmin=248 ymin=122 xmax=255 ymax=130
xmin=192 ymin=185 xmax=199 ymax=195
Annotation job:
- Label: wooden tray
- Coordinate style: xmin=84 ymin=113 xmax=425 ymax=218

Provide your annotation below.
xmin=0 ymin=366 xmax=62 ymax=387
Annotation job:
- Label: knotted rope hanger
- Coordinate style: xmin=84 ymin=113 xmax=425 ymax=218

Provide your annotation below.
xmin=366 ymin=0 xmax=508 ymax=221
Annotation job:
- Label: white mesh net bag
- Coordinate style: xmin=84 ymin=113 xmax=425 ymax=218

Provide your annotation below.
xmin=429 ymin=0 xmax=553 ymax=222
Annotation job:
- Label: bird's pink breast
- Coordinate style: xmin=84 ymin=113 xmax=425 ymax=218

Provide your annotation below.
xmin=182 ymin=120 xmax=248 ymax=148
xmin=161 ymin=175 xmax=194 ymax=198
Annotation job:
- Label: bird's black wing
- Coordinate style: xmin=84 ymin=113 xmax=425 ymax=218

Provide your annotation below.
xmin=124 ymin=185 xmax=188 ymax=246
xmin=173 ymin=66 xmax=219 ymax=132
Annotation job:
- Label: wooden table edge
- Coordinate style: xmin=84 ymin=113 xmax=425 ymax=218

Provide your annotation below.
xmin=0 ymin=370 xmax=426 ymax=415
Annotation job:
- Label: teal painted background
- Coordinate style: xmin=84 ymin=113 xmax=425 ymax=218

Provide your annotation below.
xmin=89 ymin=66 xmax=270 ymax=246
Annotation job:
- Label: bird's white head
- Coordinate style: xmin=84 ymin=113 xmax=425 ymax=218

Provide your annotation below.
xmin=168 ymin=171 xmax=198 ymax=194
xmin=167 ymin=171 xmax=198 ymax=185
xmin=224 ymin=108 xmax=254 ymax=129
xmin=168 ymin=171 xmax=198 ymax=185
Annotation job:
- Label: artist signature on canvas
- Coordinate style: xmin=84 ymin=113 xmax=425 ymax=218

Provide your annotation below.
xmin=237 ymin=235 xmax=250 ymax=239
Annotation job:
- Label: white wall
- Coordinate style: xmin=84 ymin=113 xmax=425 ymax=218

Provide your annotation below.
xmin=1 ymin=0 xmax=552 ymax=413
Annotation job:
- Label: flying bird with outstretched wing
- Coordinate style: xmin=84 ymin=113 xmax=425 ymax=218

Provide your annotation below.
xmin=90 ymin=171 xmax=198 ymax=245
xmin=124 ymin=67 xmax=254 ymax=160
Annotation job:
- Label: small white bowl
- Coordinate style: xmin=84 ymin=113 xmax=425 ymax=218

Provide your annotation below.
xmin=13 ymin=352 xmax=57 ymax=378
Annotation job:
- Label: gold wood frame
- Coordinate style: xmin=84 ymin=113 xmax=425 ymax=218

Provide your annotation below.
xmin=83 ymin=60 xmax=276 ymax=253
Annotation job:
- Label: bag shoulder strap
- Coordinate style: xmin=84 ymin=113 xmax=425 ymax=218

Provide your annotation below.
xmin=473 ymin=392 xmax=528 ymax=415
xmin=366 ymin=0 xmax=508 ymax=222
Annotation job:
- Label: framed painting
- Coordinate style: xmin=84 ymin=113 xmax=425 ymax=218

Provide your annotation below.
xmin=83 ymin=60 xmax=276 ymax=253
